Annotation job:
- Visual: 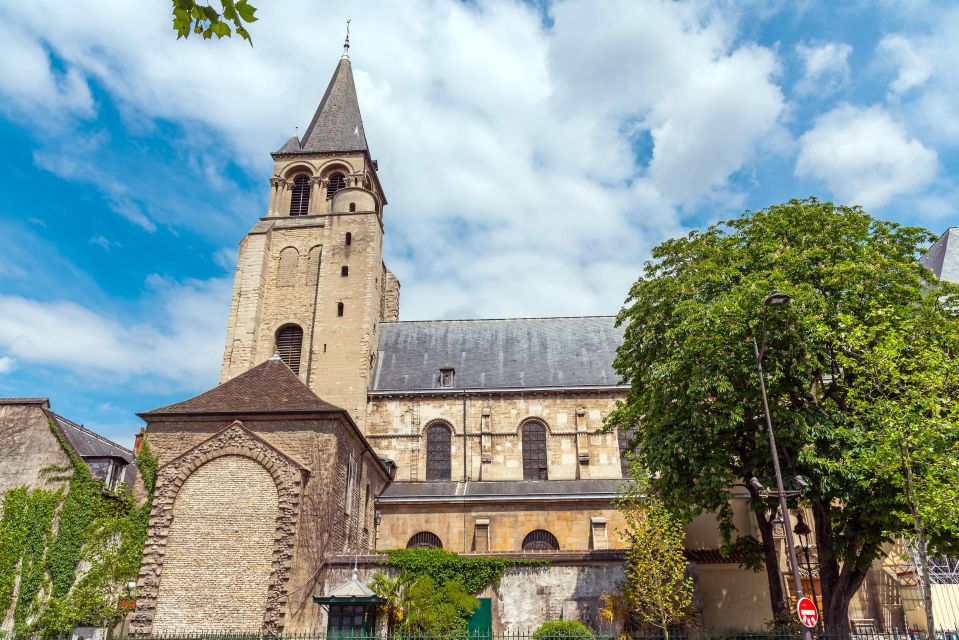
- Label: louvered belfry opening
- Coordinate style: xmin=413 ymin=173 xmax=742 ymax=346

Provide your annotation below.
xmin=275 ymin=324 xmax=304 ymax=375
xmin=522 ymin=421 xmax=548 ymax=480
xmin=289 ymin=175 xmax=311 ymax=216
xmin=425 ymin=423 xmax=452 ymax=481
xmin=326 ymin=173 xmax=346 ymax=199
xmin=407 ymin=531 xmax=442 ymax=549
xmin=522 ymin=529 xmax=559 ymax=551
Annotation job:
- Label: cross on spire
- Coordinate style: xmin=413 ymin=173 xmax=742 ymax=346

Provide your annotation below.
xmin=342 ymin=19 xmax=351 ymax=59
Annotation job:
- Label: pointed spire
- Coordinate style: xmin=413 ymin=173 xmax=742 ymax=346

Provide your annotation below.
xmin=279 ymin=39 xmax=369 ymax=156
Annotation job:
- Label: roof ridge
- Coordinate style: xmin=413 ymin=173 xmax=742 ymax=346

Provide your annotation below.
xmin=49 ymin=410 xmax=134 ymax=455
xmin=380 ymin=315 xmax=618 ymax=324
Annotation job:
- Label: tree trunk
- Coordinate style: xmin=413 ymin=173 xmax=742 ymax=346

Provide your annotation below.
xmin=752 ymin=500 xmax=788 ymax=624
xmin=902 ymin=440 xmax=936 ymax=637
xmin=813 ymin=499 xmax=869 ymax=638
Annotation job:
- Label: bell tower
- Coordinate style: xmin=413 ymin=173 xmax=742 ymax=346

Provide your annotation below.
xmin=220 ymin=40 xmax=400 ymax=430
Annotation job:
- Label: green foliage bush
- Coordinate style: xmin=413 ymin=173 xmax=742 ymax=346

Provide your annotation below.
xmin=532 ymin=620 xmax=594 ymax=639
xmin=384 ymin=547 xmax=546 ymax=594
xmin=0 ymin=422 xmax=157 ymax=636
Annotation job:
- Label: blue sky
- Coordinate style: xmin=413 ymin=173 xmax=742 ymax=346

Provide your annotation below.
xmin=1 ymin=0 xmax=957 ymax=447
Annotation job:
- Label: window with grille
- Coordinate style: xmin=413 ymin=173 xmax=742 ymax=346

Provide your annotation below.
xmin=407 ymin=531 xmax=442 ymax=549
xmin=327 ymin=173 xmax=346 ymax=199
xmin=425 ymin=423 xmax=452 ymax=481
xmin=275 ymin=324 xmax=303 ymax=375
xmin=522 ymin=529 xmax=559 ymax=551
xmin=289 ymin=175 xmax=310 ymax=216
xmin=522 ymin=421 xmax=548 ymax=480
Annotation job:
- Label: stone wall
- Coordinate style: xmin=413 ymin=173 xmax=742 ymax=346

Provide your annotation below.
xmin=0 ymin=400 xmax=71 ymax=492
xmin=152 ymin=455 xmax=279 ymax=632
xmin=365 ymin=391 xmax=626 ymax=482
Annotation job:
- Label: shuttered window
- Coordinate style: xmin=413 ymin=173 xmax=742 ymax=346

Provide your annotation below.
xmin=425 ymin=423 xmax=452 ymax=481
xmin=276 ymin=325 xmax=303 ymax=375
xmin=327 ymin=173 xmax=346 ymax=199
xmin=289 ymin=175 xmax=310 ymax=215
xmin=522 ymin=421 xmax=548 ymax=480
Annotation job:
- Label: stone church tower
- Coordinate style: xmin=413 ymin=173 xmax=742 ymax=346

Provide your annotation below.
xmin=220 ymin=43 xmax=399 ymax=429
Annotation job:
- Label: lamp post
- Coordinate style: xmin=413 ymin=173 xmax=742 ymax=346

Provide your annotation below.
xmin=753 ymin=291 xmax=813 ymax=640
xmin=793 ymin=511 xmax=820 ymax=611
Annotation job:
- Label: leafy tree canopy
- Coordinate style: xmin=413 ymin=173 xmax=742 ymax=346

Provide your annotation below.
xmin=171 ymin=0 xmax=258 ymax=44
xmin=607 ymin=198 xmax=959 ymax=631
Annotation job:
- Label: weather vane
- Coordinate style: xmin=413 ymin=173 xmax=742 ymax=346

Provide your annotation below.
xmin=343 ymin=19 xmax=351 ymax=58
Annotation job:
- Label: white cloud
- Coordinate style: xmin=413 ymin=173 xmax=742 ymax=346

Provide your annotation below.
xmin=0 ymin=276 xmax=230 ymax=387
xmin=795 ymin=104 xmax=937 ymax=208
xmin=795 ymin=41 xmax=852 ymax=95
xmin=0 ymin=356 xmax=16 ymax=375
xmin=877 ymin=10 xmax=959 ymax=145
xmin=0 ymin=0 xmax=786 ymax=319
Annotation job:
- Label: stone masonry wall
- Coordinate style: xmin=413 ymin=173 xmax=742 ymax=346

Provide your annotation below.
xmin=365 ymin=391 xmax=627 ymax=482
xmin=152 ymin=455 xmax=279 ymax=633
xmin=0 ymin=402 xmax=71 ymax=492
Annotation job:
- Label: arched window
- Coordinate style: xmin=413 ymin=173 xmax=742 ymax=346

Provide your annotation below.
xmin=425 ymin=423 xmax=452 ymax=481
xmin=276 ymin=325 xmax=303 ymax=375
xmin=407 ymin=532 xmax=442 ymax=549
xmin=326 ymin=173 xmax=346 ymax=199
xmin=522 ymin=530 xmax=559 ymax=551
xmin=306 ymin=245 xmax=321 ymax=287
xmin=522 ymin=421 xmax=548 ymax=480
xmin=349 ymin=202 xmax=356 ymax=212
xmin=337 ymin=302 xmax=344 ymax=317
xmin=289 ymin=175 xmax=310 ymax=216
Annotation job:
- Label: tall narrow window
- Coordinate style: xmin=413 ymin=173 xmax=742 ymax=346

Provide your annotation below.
xmin=289 ymin=175 xmax=310 ymax=216
xmin=327 ymin=173 xmax=346 ymax=199
xmin=522 ymin=421 xmax=548 ymax=480
xmin=345 ymin=232 xmax=352 ymax=246
xmin=341 ymin=266 xmax=349 ymax=277
xmin=275 ymin=324 xmax=303 ymax=375
xmin=337 ymin=302 xmax=344 ymax=317
xmin=349 ymin=202 xmax=356 ymax=212
xmin=425 ymin=423 xmax=452 ymax=481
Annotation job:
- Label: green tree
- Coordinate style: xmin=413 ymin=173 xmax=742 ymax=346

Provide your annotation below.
xmin=370 ymin=572 xmax=412 ymax=635
xmin=840 ymin=304 xmax=959 ymax=633
xmin=171 ymin=0 xmax=258 ymax=44
xmin=606 ymin=198 xmax=959 ymax=634
xmin=398 ymin=575 xmax=478 ymax=638
xmin=613 ymin=468 xmax=694 ymax=638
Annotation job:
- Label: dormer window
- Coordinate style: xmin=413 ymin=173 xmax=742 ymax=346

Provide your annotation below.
xmin=289 ymin=175 xmax=310 ymax=216
xmin=439 ymin=368 xmax=454 ymax=388
xmin=326 ymin=173 xmax=346 ymax=199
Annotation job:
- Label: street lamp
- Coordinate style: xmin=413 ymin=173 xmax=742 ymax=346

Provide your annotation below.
xmin=753 ymin=291 xmax=813 ymax=640
xmin=793 ymin=511 xmax=820 ymax=613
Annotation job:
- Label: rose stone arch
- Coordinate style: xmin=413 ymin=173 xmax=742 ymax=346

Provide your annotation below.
xmin=131 ymin=421 xmax=308 ymax=635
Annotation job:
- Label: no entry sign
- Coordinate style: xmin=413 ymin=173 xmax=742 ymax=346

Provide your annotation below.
xmin=797 ymin=596 xmax=819 ymax=628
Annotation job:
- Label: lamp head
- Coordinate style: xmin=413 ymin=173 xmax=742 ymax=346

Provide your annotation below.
xmin=765 ymin=291 xmax=790 ymax=306
xmin=748 ymin=477 xmax=766 ymax=493
xmin=793 ymin=511 xmax=812 ymax=537
xmin=794 ymin=474 xmax=809 ymax=493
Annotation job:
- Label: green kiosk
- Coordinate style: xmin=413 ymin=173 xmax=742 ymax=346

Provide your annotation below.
xmin=313 ymin=570 xmax=385 ymax=639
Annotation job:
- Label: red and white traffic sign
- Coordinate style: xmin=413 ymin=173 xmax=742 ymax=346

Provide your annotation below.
xmin=797 ymin=596 xmax=819 ymax=628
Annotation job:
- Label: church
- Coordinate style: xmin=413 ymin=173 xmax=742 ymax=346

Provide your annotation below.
xmin=126 ymin=41 xmax=898 ymax=636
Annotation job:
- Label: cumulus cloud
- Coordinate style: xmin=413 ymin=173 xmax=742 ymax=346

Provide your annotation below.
xmin=876 ymin=10 xmax=959 ymax=145
xmin=0 ymin=356 xmax=16 ymax=375
xmin=0 ymin=276 xmax=230 ymax=387
xmin=0 ymin=0 xmax=786 ymax=319
xmin=795 ymin=41 xmax=852 ymax=95
xmin=795 ymin=104 xmax=937 ymax=208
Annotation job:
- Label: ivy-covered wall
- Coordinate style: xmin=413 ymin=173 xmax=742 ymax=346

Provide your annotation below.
xmin=0 ymin=420 xmax=156 ymax=638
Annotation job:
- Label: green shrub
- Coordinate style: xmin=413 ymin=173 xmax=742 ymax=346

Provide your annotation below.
xmin=532 ymin=620 xmax=594 ymax=640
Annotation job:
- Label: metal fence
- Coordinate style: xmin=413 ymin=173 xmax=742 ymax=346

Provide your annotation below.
xmin=109 ymin=631 xmax=959 ymax=640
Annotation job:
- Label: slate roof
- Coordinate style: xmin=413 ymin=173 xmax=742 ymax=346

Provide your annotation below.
xmin=920 ymin=227 xmax=959 ymax=283
xmin=279 ymin=57 xmax=369 ymax=155
xmin=49 ymin=412 xmax=134 ymax=463
xmin=141 ymin=357 xmax=344 ymax=416
xmin=379 ymin=479 xmax=625 ymax=500
xmin=370 ymin=317 xmax=625 ymax=393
